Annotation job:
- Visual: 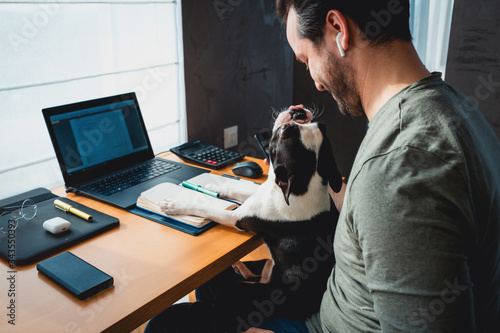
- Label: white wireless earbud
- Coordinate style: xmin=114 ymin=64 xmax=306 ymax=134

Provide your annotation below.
xmin=336 ymin=32 xmax=346 ymax=57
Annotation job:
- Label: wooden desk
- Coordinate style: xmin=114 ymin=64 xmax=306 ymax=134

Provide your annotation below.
xmin=0 ymin=152 xmax=268 ymax=332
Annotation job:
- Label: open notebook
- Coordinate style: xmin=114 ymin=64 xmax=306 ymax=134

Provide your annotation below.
xmin=136 ymin=173 xmax=260 ymax=227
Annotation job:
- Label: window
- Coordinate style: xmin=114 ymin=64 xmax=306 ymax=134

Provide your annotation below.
xmin=0 ymin=0 xmax=186 ymax=198
xmin=410 ymin=0 xmax=455 ymax=77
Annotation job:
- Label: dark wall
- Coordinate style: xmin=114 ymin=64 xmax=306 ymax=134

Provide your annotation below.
xmin=181 ymin=0 xmax=366 ymax=178
xmin=445 ymin=0 xmax=500 ymax=140
xmin=182 ymin=0 xmax=294 ymax=158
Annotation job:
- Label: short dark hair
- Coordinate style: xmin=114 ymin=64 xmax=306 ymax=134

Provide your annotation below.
xmin=276 ymin=0 xmax=412 ymax=45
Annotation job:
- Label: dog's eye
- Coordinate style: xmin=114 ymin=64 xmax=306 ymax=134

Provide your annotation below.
xmin=280 ymin=124 xmax=289 ymax=132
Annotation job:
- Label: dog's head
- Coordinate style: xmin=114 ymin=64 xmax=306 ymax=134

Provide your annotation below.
xmin=269 ymin=105 xmax=342 ymax=205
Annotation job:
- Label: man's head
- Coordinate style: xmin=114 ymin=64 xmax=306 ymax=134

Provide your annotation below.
xmin=276 ymin=0 xmax=412 ymax=45
xmin=277 ymin=1 xmax=412 ymax=118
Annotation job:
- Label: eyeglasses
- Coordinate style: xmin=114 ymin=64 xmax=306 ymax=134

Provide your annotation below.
xmin=0 ymin=199 xmax=37 ymax=234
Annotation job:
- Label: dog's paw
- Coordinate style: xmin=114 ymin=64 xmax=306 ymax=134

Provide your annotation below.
xmin=204 ymin=184 xmax=228 ymax=198
xmin=232 ymin=261 xmax=261 ymax=280
xmin=158 ymin=199 xmax=192 ymax=215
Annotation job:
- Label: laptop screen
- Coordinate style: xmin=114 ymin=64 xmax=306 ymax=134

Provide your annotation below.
xmin=49 ymin=99 xmax=148 ymax=174
xmin=43 ymin=93 xmax=154 ymax=186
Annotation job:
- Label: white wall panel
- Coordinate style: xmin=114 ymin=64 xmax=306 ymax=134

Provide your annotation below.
xmin=0 ymin=1 xmax=184 ymax=198
xmin=0 ymin=3 xmax=177 ymax=90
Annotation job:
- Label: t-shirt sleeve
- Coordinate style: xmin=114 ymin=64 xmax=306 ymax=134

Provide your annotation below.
xmin=353 ymin=147 xmax=475 ymax=332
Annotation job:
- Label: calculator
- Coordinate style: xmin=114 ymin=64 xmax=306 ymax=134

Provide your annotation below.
xmin=170 ymin=140 xmax=244 ymax=169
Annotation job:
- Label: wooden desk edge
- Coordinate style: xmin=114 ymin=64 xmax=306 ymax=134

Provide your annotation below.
xmin=106 ymin=235 xmax=264 ymax=333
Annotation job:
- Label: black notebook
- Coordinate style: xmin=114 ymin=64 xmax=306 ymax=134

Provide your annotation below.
xmin=37 ymin=251 xmax=114 ymax=300
xmin=0 ymin=188 xmax=119 ymax=265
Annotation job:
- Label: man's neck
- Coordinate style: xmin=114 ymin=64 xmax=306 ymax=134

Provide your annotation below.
xmin=357 ymin=40 xmax=431 ymax=121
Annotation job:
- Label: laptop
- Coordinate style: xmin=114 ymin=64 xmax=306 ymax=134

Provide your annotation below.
xmin=42 ymin=92 xmax=208 ymax=209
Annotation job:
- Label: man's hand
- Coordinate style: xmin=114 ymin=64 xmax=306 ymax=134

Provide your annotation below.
xmin=243 ymin=328 xmax=275 ymax=333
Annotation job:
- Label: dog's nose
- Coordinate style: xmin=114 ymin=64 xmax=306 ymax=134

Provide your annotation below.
xmin=289 ymin=108 xmax=308 ymax=121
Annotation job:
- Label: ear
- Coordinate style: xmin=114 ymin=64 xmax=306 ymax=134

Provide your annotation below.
xmin=317 ymin=123 xmax=342 ymax=193
xmin=324 ymin=10 xmax=350 ymax=56
xmin=274 ymin=166 xmax=293 ymax=205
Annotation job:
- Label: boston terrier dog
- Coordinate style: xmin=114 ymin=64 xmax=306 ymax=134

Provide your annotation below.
xmin=160 ymin=106 xmax=342 ymax=324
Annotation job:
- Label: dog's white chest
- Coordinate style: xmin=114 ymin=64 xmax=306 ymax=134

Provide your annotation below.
xmin=236 ymin=174 xmax=330 ymax=221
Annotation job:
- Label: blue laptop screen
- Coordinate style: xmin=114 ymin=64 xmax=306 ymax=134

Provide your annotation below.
xmin=49 ymin=99 xmax=149 ymax=174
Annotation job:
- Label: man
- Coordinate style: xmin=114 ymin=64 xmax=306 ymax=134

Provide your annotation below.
xmin=263 ymin=0 xmax=499 ymax=332
xmin=147 ymin=1 xmax=500 ymax=332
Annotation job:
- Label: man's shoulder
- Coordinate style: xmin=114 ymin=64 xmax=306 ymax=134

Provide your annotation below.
xmin=397 ymin=79 xmax=500 ymax=176
xmin=363 ymin=78 xmax=481 ymax=166
xmin=352 ymin=83 xmax=466 ymax=181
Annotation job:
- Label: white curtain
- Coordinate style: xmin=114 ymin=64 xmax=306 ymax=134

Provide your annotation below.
xmin=0 ymin=0 xmax=186 ymax=198
xmin=410 ymin=0 xmax=455 ymax=77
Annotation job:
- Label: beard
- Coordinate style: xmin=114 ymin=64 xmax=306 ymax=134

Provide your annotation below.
xmin=321 ymin=49 xmax=364 ymax=119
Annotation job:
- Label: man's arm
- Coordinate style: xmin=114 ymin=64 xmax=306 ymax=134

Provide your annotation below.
xmin=355 ymin=148 xmax=475 ymax=332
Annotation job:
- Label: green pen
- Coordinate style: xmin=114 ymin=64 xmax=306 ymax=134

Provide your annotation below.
xmin=181 ymin=181 xmax=220 ymax=198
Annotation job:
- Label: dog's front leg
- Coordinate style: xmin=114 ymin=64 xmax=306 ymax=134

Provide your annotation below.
xmin=259 ymin=259 xmax=274 ymax=284
xmin=232 ymin=261 xmax=261 ymax=281
xmin=204 ymin=184 xmax=256 ymax=203
xmin=159 ymin=199 xmax=239 ymax=228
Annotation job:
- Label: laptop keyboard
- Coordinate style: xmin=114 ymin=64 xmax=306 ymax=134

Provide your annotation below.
xmin=83 ymin=160 xmax=181 ymax=196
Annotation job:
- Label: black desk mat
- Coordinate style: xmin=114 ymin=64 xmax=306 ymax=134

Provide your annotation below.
xmin=0 ymin=188 xmax=119 ymax=265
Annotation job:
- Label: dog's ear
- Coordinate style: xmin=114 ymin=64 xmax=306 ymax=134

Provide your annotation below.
xmin=274 ymin=166 xmax=293 ymax=205
xmin=317 ymin=123 xmax=342 ymax=193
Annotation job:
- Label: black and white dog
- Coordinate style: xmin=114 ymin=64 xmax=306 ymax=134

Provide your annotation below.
xmin=160 ymin=106 xmax=342 ymax=322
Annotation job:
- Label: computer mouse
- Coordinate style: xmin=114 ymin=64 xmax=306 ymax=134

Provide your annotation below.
xmin=232 ymin=161 xmax=263 ymax=178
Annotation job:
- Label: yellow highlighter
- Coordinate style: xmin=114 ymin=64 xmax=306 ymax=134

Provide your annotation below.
xmin=54 ymin=199 xmax=93 ymax=222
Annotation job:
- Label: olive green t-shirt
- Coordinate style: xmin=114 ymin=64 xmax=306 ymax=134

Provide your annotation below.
xmin=306 ymin=73 xmax=500 ymax=332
